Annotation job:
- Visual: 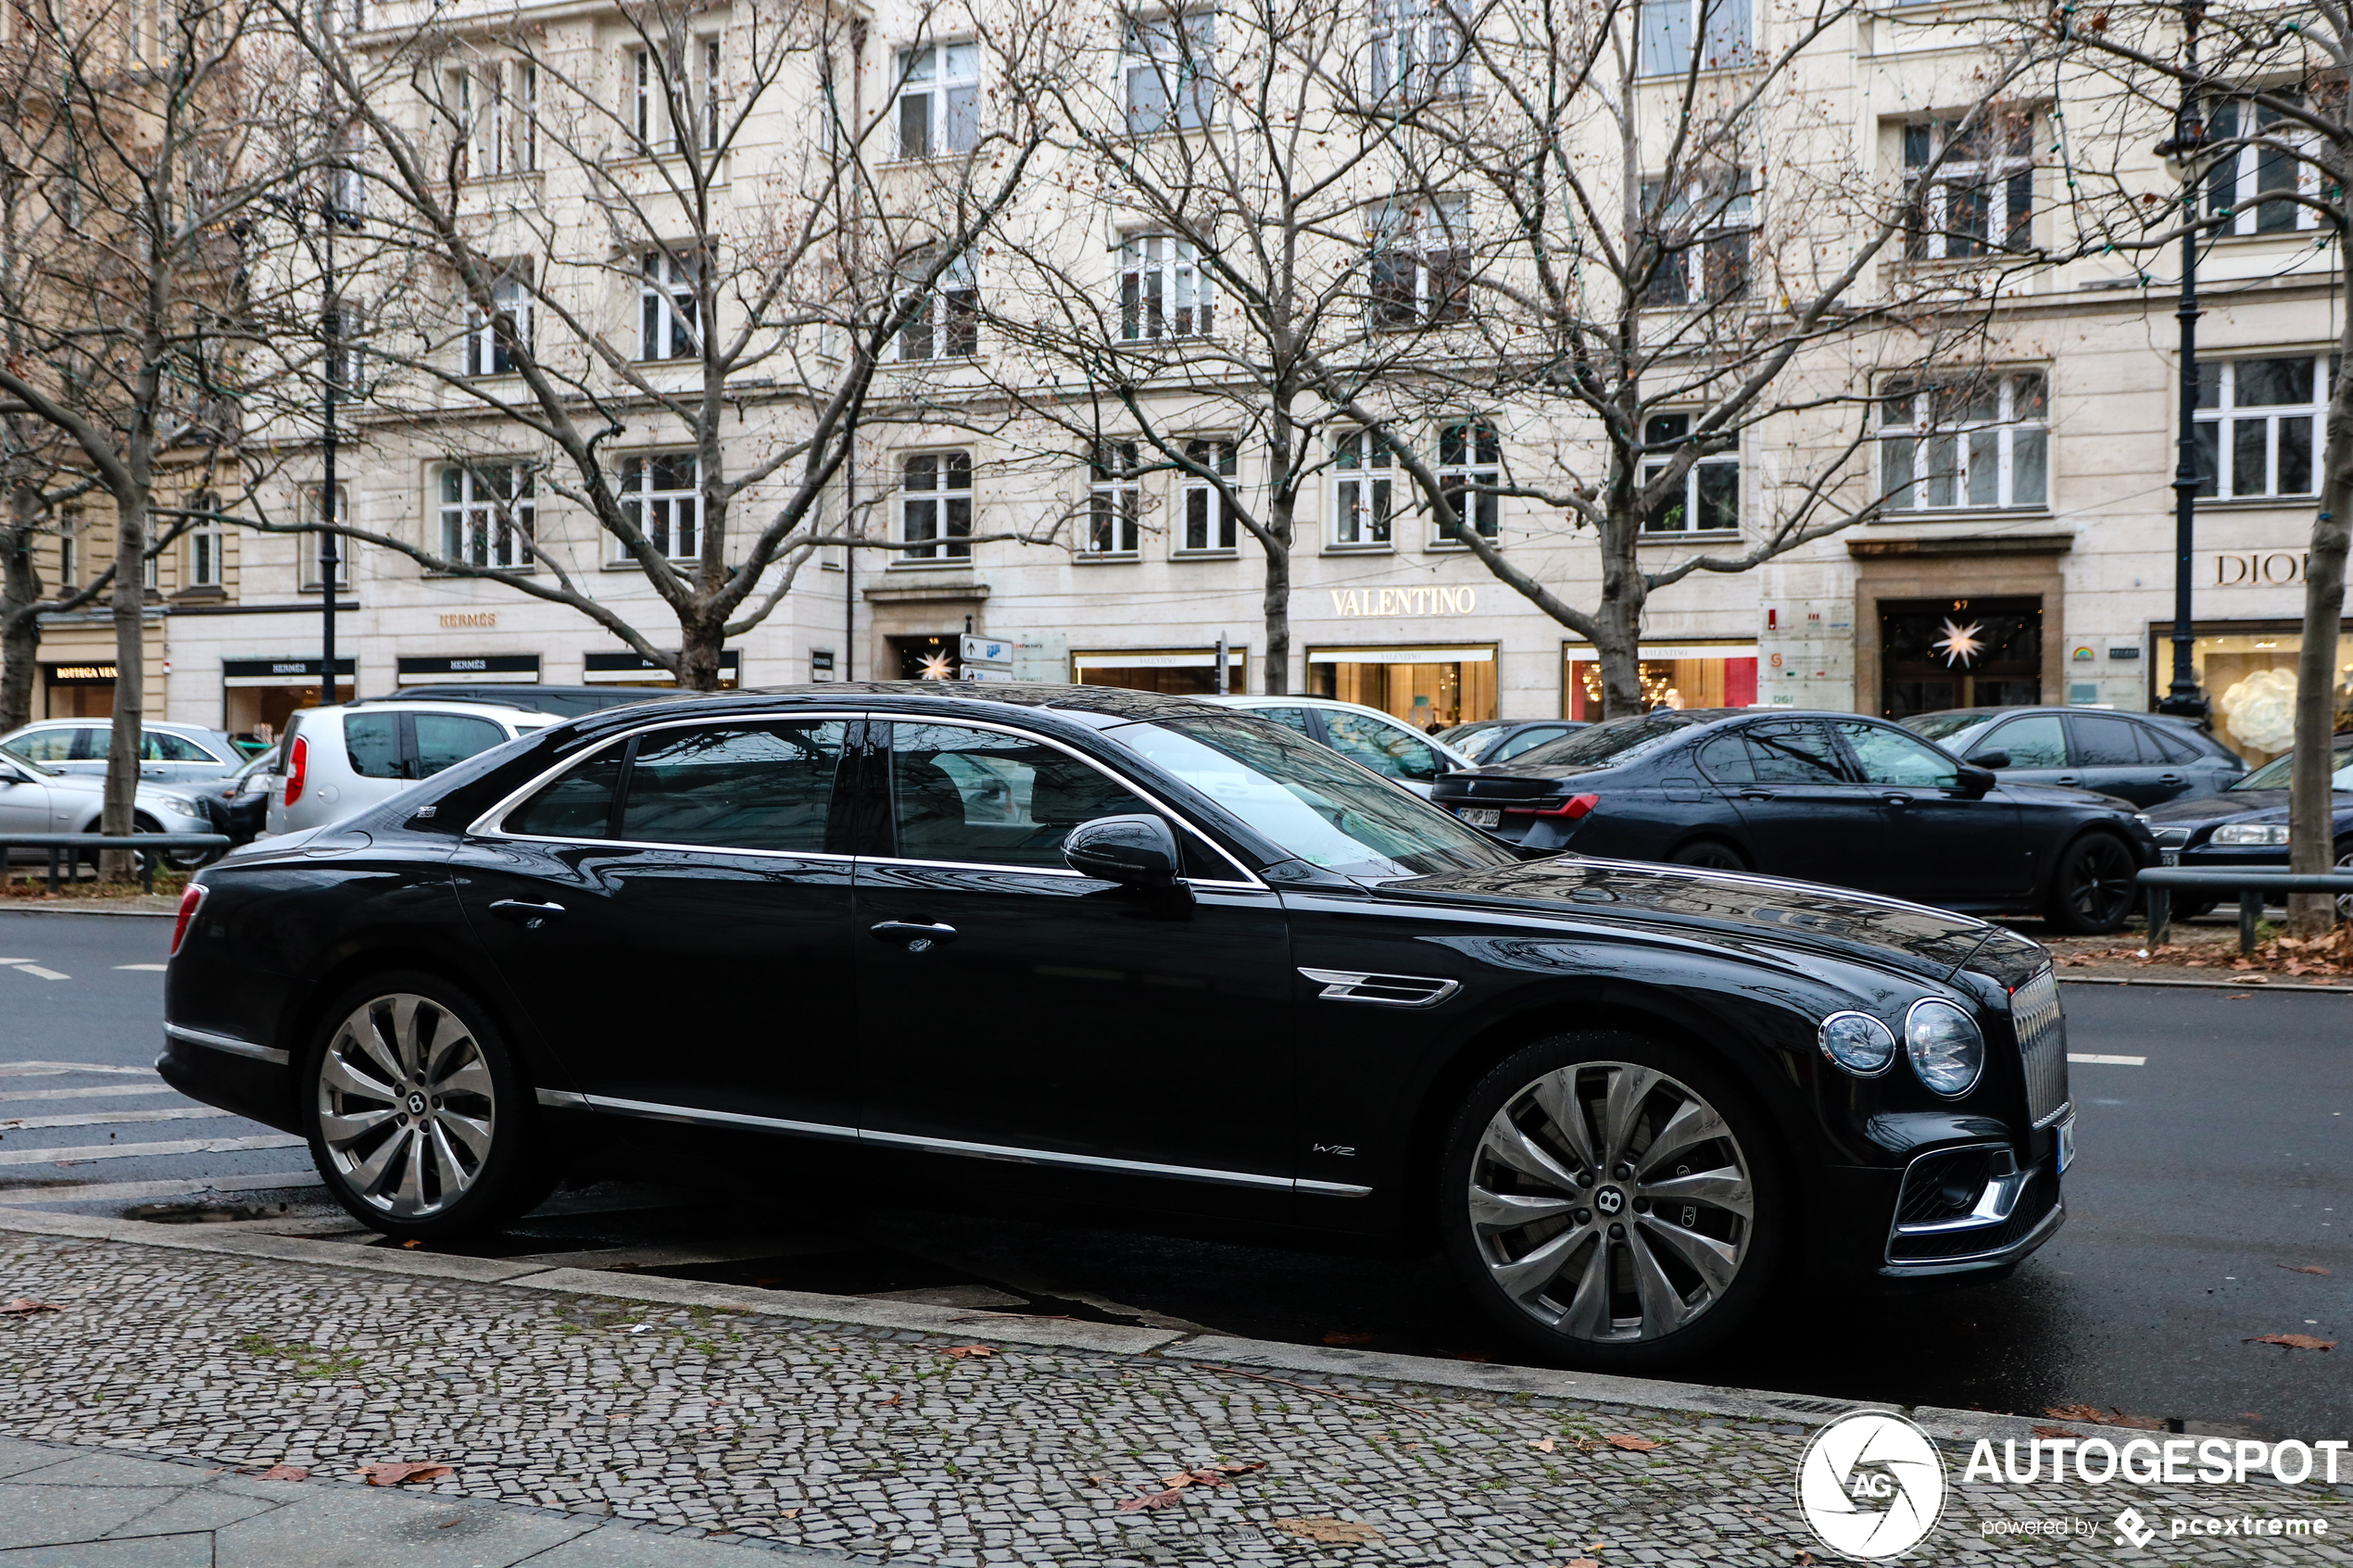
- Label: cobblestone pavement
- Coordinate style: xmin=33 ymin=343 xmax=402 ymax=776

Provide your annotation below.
xmin=1 ymin=1232 xmax=2347 ymax=1566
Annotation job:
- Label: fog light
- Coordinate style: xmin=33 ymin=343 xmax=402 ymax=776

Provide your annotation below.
xmin=1818 ymin=1011 xmax=1896 ymax=1076
xmin=1906 ymin=999 xmax=1985 ymax=1096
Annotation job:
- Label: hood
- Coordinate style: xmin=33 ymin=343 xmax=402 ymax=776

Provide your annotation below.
xmin=2141 ymin=788 xmax=2353 ymax=827
xmin=1378 ymin=855 xmax=2049 ymax=988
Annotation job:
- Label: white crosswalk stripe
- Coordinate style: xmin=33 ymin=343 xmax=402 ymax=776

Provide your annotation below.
xmin=114 ymin=963 xmax=169 ymax=972
xmin=0 ymin=1061 xmax=161 ymax=1078
xmin=0 ymin=1134 xmax=305 ymax=1168
xmin=0 ymin=1106 xmax=234 ymax=1131
xmin=2069 ymin=1053 xmax=2147 ymax=1066
xmin=0 ymin=1084 xmax=185 ymax=1103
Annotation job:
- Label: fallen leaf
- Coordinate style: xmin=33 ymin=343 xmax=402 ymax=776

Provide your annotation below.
xmin=1563 ymin=1561 xmax=1603 ymax=1568
xmin=0 ymin=1298 xmax=62 ymax=1315
xmin=1271 ymin=1517 xmax=1384 ymax=1543
xmin=2041 ymin=1404 xmax=2162 ymax=1429
xmin=1321 ymin=1331 xmax=1375 ymax=1345
xmin=1604 ymin=1434 xmax=1661 ymax=1452
xmin=1798 ymin=1554 xmax=1818 ymax=1567
xmin=1529 ymin=1437 xmax=1556 ymax=1453
xmin=937 ymin=1344 xmax=994 ymax=1360
xmin=2043 ymin=1404 xmax=2104 ymax=1423
xmin=399 ymin=1238 xmax=423 ymax=1249
xmin=358 ymin=1461 xmax=454 ymax=1486
xmin=2278 ymin=1264 xmax=2333 ymax=1276
xmin=256 ymin=1465 xmax=308 ymax=1482
xmin=1084 ymin=1474 xmax=1109 ymax=1487
xmin=1119 ymin=1487 xmax=1189 ymax=1512
xmin=781 ymin=1509 xmax=800 ymax=1519
xmin=882 ymin=1394 xmax=900 ymax=1406
xmin=2246 ymin=1334 xmax=2336 ymax=1351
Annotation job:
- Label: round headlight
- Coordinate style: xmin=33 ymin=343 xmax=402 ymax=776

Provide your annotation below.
xmin=1906 ymin=999 xmax=1984 ymax=1096
xmin=1818 ymin=1011 xmax=1897 ymax=1076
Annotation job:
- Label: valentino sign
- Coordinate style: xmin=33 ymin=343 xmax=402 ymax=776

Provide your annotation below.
xmin=1327 ymin=585 xmax=1479 ymax=617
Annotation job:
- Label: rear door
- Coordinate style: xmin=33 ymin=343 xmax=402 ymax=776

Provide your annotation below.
xmin=1707 ymin=719 xmax=1892 ymax=886
xmin=2067 ymin=713 xmax=2162 ymax=804
xmin=1831 ymin=719 xmax=2029 ymax=903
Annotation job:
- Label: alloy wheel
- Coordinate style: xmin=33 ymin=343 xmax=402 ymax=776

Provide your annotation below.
xmin=1466 ymin=1060 xmax=1753 ymax=1343
xmin=316 ymin=993 xmax=497 ymax=1219
xmin=2066 ymin=837 xmax=2137 ymax=928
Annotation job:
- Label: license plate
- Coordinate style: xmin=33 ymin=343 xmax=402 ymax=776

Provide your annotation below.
xmin=2056 ymin=1113 xmax=2076 ymax=1175
xmin=1459 ymin=808 xmax=1502 ymax=828
xmin=2160 ymin=849 xmax=2181 ymax=866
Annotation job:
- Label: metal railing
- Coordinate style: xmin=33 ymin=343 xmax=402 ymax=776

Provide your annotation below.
xmin=0 ymin=834 xmax=231 ymax=896
xmin=2139 ymin=867 xmax=2353 ymax=953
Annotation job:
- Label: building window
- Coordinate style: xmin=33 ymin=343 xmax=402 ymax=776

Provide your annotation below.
xmin=2195 ymin=356 xmax=2328 ymax=499
xmin=1180 ymin=439 xmax=1237 ymax=551
xmin=464 ymin=266 xmax=532 ymax=376
xmin=1642 ymin=171 xmax=1752 ymax=306
xmin=1903 ymin=115 xmax=2033 ymax=259
xmin=303 ymin=485 xmax=353 ymax=587
xmin=895 ymin=42 xmax=977 ymax=157
xmin=699 ymin=37 xmax=723 ymax=149
xmin=1435 ymin=420 xmax=1499 ymax=543
xmin=445 ymin=66 xmax=476 ymax=175
xmin=1124 ymin=12 xmax=1214 ymax=134
xmin=628 ymin=47 xmax=663 ymax=150
xmin=2204 ymin=95 xmax=2318 ymax=236
xmin=1120 ymin=235 xmax=1210 ymax=340
xmin=1333 ymin=430 xmax=1398 ymax=546
xmin=1367 ymin=194 xmax=1470 ymax=326
xmin=638 ymin=249 xmax=698 ymax=361
xmin=518 ymin=64 xmax=536 ymax=170
xmin=185 ymin=492 xmax=223 ymax=587
xmin=1639 ymin=0 xmax=1749 ymax=77
xmin=1881 ymin=370 xmax=2048 ymax=511
xmin=55 ymin=509 xmax=79 ymax=588
xmin=618 ymin=455 xmax=700 ymax=561
xmin=1086 ymin=442 xmax=1141 ymax=556
xmin=1641 ymin=414 xmax=1740 ymax=533
xmin=896 ymin=250 xmax=977 ymax=360
xmin=1371 ymin=0 xmax=1471 ymax=102
xmin=438 ymin=465 xmax=534 ymax=570
xmin=900 ymin=451 xmax=972 ymax=561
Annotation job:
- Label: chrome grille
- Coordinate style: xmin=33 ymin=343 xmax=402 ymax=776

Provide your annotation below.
xmin=2010 ymin=967 xmax=2070 ymax=1127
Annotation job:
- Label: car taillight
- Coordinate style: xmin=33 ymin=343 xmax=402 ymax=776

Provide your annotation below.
xmin=1504 ymin=793 xmax=1600 ymax=819
xmin=170 ymin=883 xmax=208 ymax=958
xmin=283 ymin=736 xmax=308 ymax=806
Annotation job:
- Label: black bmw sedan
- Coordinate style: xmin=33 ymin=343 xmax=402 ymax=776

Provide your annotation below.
xmin=162 ymin=685 xmax=2070 ymax=1371
xmin=1430 ymin=709 xmax=2155 ymax=934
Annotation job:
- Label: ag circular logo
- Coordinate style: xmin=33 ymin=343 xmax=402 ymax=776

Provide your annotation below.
xmin=1795 ymin=1411 xmax=1945 ymax=1560
xmin=1594 ymin=1186 xmax=1624 ymax=1215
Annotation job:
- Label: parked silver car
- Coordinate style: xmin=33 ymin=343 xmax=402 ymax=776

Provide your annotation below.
xmin=1203 ymin=696 xmax=1477 ymax=796
xmin=0 ymin=720 xmax=250 ymax=785
xmin=265 ymin=701 xmax=559 ymax=836
xmin=0 ymin=742 xmax=221 ymax=866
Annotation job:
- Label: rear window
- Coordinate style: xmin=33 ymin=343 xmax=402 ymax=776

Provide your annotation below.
xmin=344 ymin=713 xmax=405 ymax=778
xmin=1510 ymin=713 xmax=1695 ymax=769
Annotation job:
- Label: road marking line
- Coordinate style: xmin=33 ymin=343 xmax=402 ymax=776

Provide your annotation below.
xmin=0 ymin=1134 xmax=305 ymax=1167
xmin=0 ymin=1169 xmax=323 ymax=1206
xmin=2068 ymin=1053 xmax=2147 ymax=1066
xmin=0 ymin=1084 xmax=189 ymax=1103
xmin=113 ymin=963 xmax=168 ymax=972
xmin=0 ymin=1062 xmax=163 ymax=1078
xmin=9 ymin=966 xmax=69 ymax=981
xmin=0 ymin=1107 xmax=228 ymax=1132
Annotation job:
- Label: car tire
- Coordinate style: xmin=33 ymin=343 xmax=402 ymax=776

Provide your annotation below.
xmin=2046 ymin=833 xmax=2139 ymax=935
xmin=301 ymin=972 xmax=553 ymax=1241
xmin=1439 ymin=1031 xmax=1784 ymax=1373
xmin=1669 ymin=839 xmax=1749 ymax=872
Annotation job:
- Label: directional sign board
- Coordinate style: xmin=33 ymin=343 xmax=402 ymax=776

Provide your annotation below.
xmin=960 ymin=634 xmax=1016 ymax=683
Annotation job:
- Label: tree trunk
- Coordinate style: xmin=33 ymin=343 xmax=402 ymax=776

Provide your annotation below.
xmin=677 ymin=620 xmax=725 ymax=692
xmin=1594 ymin=514 xmax=1648 ymax=718
xmin=1 ymin=486 xmax=40 ymax=735
xmin=2287 ymin=320 xmax=2353 ymax=932
xmin=100 ymin=489 xmax=145 ymax=883
xmin=1262 ymin=498 xmax=1292 ymax=696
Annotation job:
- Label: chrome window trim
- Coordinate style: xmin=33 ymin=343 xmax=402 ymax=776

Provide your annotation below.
xmin=164 ymin=1022 xmax=289 ymax=1067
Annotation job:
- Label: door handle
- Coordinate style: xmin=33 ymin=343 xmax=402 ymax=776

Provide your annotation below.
xmin=2055 ymin=775 xmax=2081 ymax=785
xmin=1737 ymin=789 xmax=1777 ymax=801
xmin=1880 ymin=794 xmax=1912 ymax=807
xmin=2158 ymin=773 xmax=2183 ymax=783
xmin=489 ymin=898 xmax=567 ymax=928
xmin=871 ymin=921 xmax=957 ymax=952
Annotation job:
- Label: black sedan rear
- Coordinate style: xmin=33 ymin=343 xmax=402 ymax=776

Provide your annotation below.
xmin=1430 ymin=709 xmax=2155 ymax=933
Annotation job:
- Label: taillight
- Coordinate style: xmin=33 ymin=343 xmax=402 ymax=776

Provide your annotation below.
xmin=170 ymin=883 xmax=208 ymax=957
xmin=283 ymin=736 xmax=308 ymax=806
xmin=1504 ymin=793 xmax=1601 ymax=820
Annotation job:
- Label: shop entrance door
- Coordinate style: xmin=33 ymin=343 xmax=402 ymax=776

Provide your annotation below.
xmin=1880 ymin=597 xmax=2043 ymax=720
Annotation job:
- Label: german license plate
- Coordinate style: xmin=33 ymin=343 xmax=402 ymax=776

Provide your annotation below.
xmin=2160 ymin=849 xmax=2181 ymax=866
xmin=1459 ymin=808 xmax=1502 ymax=828
xmin=2056 ymin=1113 xmax=2076 ymax=1175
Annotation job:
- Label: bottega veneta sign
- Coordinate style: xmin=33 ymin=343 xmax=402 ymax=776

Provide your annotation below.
xmin=1327 ymin=586 xmax=1479 ymax=617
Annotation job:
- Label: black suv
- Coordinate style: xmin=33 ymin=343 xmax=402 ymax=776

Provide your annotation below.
xmin=1902 ymin=707 xmax=2244 ymax=807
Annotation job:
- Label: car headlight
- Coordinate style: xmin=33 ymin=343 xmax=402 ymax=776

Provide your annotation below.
xmin=1818 ymin=1011 xmax=1897 ymax=1076
xmin=1906 ymin=999 xmax=1985 ymax=1096
xmin=2211 ymin=822 xmax=2290 ymax=847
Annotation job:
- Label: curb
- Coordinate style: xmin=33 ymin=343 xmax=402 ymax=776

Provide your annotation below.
xmin=2057 ymin=973 xmax=2353 ymax=995
xmin=0 ymin=903 xmax=178 ymax=918
xmin=0 ymin=1205 xmax=2057 ymax=1449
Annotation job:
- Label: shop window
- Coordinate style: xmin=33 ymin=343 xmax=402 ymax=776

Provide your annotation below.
xmin=1642 ymin=414 xmax=1739 ymax=533
xmin=1085 ymin=441 xmax=1141 ymax=557
xmin=2203 ymin=94 xmax=2318 ymax=236
xmin=437 ymin=465 xmax=534 ymax=570
xmin=1073 ymin=646 xmax=1245 ymax=694
xmin=1641 ymin=170 xmax=1751 ymax=306
xmin=1179 ymin=440 xmax=1237 ymax=552
xmin=1638 ymin=0 xmax=1748 ymax=76
xmin=895 ymin=41 xmax=978 ymax=157
xmin=1310 ymin=646 xmax=1497 ymax=729
xmin=1880 ymin=370 xmax=2047 ymax=511
xmin=900 ymin=451 xmax=972 ymax=561
xmin=2194 ymin=356 xmax=2327 ymax=499
xmin=1902 ymin=113 xmax=2033 ymax=258
xmin=2186 ymin=626 xmax=2353 ymax=762
xmin=1370 ymin=0 xmax=1472 ymax=102
xmin=1434 ymin=420 xmax=1499 ymax=543
xmin=1124 ymin=12 xmax=1215 ymax=134
xmin=617 ymin=454 xmax=700 ymax=561
xmin=1332 ymin=430 xmax=1398 ymax=547
xmin=1119 ymin=234 xmax=1210 ymax=340
xmin=1567 ymin=646 xmax=1757 ymax=720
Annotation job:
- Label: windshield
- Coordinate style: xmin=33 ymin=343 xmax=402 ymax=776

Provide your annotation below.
xmin=1509 ymin=713 xmax=1696 ymax=770
xmin=1452 ymin=726 xmax=1508 ymax=759
xmin=1902 ymin=710 xmax=2005 ymax=743
xmin=2233 ymin=741 xmax=2353 ymax=791
xmin=0 ymin=741 xmax=56 ymax=777
xmin=1109 ymin=715 xmax=1514 ymax=880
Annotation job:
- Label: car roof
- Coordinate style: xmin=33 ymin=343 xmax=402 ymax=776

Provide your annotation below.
xmin=307 ymin=700 xmax=562 ymax=722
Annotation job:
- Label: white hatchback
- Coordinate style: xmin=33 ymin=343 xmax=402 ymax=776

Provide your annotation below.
xmin=265 ymin=701 xmax=560 ymax=836
xmin=1202 ymin=696 xmax=1476 ymax=797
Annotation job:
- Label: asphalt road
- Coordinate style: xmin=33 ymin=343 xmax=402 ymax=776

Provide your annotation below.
xmin=2 ymin=908 xmax=2345 ymax=1437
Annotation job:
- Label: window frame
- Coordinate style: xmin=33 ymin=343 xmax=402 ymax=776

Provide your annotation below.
xmin=1902 ymin=114 xmax=2035 ymax=260
xmin=899 ymin=450 xmax=975 ymax=563
xmin=615 ymin=453 xmax=703 ymax=564
xmin=1366 ymin=194 xmax=1471 ymax=328
xmin=463 ymin=264 xmax=533 ymax=378
xmin=1879 ymin=370 xmax=2049 ymax=513
xmin=2202 ymin=94 xmax=2320 ymax=238
xmin=1641 ymin=170 xmax=1753 ymax=307
xmin=637 ymin=248 xmax=699 ymax=363
xmin=1118 ymin=233 xmax=1211 ymax=342
xmin=894 ymin=249 xmax=978 ymax=361
xmin=893 ymin=40 xmax=979 ymax=159
xmin=1639 ymin=412 xmax=1741 ymax=535
xmin=1177 ymin=438 xmax=1239 ymax=554
xmin=1084 ymin=440 xmax=1142 ymax=558
xmin=436 ymin=463 xmax=536 ymax=571
xmin=1331 ymin=429 xmax=1399 ymax=549
xmin=1123 ymin=11 xmax=1216 ymax=135
xmin=1370 ymin=0 xmax=1473 ymax=103
xmin=185 ymin=491 xmax=224 ymax=589
xmin=1432 ymin=419 xmax=1500 ymax=546
xmin=1637 ymin=0 xmax=1751 ymax=79
xmin=2192 ymin=354 xmax=2329 ymax=501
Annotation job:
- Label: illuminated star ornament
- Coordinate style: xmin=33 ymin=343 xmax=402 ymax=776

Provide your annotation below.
xmin=1932 ymin=619 xmax=1987 ymax=668
xmin=918 ymin=650 xmax=958 ymax=680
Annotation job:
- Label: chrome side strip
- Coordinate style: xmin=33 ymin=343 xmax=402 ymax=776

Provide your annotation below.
xmin=1296 ymin=1178 xmax=1376 ymax=1198
xmin=578 ymin=1094 xmax=859 ymax=1143
xmin=535 ymin=1088 xmax=590 ymax=1109
xmin=163 ymin=1023 xmax=289 ymax=1067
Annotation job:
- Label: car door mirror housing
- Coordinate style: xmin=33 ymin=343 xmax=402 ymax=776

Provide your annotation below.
xmin=1063 ymin=813 xmax=1181 ymax=887
xmin=1955 ymin=764 xmax=1997 ymax=796
xmin=1964 ymin=750 xmax=2012 ymax=770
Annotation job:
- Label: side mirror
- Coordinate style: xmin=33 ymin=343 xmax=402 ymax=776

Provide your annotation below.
xmin=1955 ymin=764 xmax=1997 ymax=797
xmin=1063 ymin=813 xmax=1181 ymax=887
xmin=1963 ymin=750 xmax=2012 ymax=771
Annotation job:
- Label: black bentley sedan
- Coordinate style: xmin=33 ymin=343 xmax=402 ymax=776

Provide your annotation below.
xmin=161 ymin=685 xmax=2070 ymax=1371
xmin=1430 ymin=709 xmax=2155 ymax=934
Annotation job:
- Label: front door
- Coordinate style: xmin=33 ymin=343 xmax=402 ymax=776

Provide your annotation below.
xmin=451 ymin=716 xmax=862 ymax=1131
xmin=854 ymin=719 xmax=1294 ymax=1189
xmin=1879 ymin=597 xmax=2044 ymax=721
xmin=1705 ymin=719 xmax=1894 ymax=888
xmin=1830 ymin=720 xmax=2029 ymax=904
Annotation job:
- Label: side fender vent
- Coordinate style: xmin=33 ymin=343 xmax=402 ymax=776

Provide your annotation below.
xmin=1298 ymin=968 xmax=1461 ymax=1008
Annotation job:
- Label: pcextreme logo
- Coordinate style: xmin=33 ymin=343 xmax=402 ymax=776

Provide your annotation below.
xmin=1796 ymin=1411 xmax=1947 ymax=1560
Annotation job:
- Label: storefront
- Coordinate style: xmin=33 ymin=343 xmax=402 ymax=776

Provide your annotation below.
xmin=396 ymin=654 xmax=543 ymax=687
xmin=2150 ymin=619 xmax=2353 ymax=764
xmin=1072 ymin=646 xmax=1248 ymax=696
xmin=581 ymin=650 xmax=740 ymax=688
xmin=1562 ymin=641 xmax=1757 ymax=720
xmin=220 ymin=657 xmax=356 ymax=741
xmin=42 ymin=661 xmax=118 ymax=720
xmin=1307 ymin=644 xmax=1497 ymax=730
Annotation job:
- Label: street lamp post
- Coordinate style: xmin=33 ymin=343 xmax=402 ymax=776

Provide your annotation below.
xmin=320 ymin=201 xmax=341 ymax=709
xmin=2156 ymin=5 xmax=2211 ymax=722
